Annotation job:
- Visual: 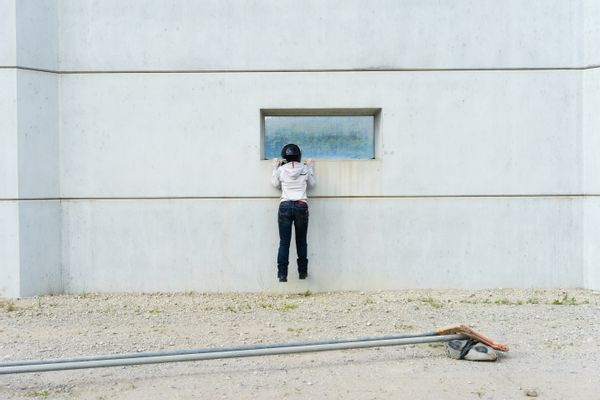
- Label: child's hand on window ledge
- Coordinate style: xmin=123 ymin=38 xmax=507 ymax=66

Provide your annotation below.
xmin=304 ymin=158 xmax=314 ymax=165
xmin=271 ymin=158 xmax=280 ymax=167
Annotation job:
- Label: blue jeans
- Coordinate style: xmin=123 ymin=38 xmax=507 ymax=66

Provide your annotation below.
xmin=277 ymin=201 xmax=309 ymax=278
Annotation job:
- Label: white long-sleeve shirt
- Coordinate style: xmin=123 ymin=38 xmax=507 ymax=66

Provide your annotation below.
xmin=271 ymin=161 xmax=316 ymax=202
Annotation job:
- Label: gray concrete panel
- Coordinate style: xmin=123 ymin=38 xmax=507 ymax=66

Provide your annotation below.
xmin=15 ymin=0 xmax=58 ymax=71
xmin=0 ymin=69 xmax=18 ymax=199
xmin=59 ymin=0 xmax=583 ymax=71
xmin=582 ymin=66 xmax=600 ymax=290
xmin=584 ymin=69 xmax=600 ymax=194
xmin=60 ymin=71 xmax=581 ymax=198
xmin=584 ymin=197 xmax=600 ymax=290
xmin=584 ymin=0 xmax=600 ymax=66
xmin=16 ymin=70 xmax=59 ymax=198
xmin=62 ymin=197 xmax=582 ymax=293
xmin=0 ymin=0 xmax=16 ymax=66
xmin=0 ymin=202 xmax=20 ymax=298
xmin=18 ymin=200 xmax=62 ymax=296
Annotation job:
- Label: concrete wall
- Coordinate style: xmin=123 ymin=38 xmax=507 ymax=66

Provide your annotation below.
xmin=0 ymin=69 xmax=18 ymax=199
xmin=584 ymin=198 xmax=600 ymax=289
xmin=0 ymin=0 xmax=16 ymax=67
xmin=0 ymin=203 xmax=20 ymax=297
xmin=15 ymin=69 xmax=61 ymax=296
xmin=0 ymin=0 xmax=19 ymax=296
xmin=584 ymin=0 xmax=600 ymax=66
xmin=0 ymin=0 xmax=60 ymax=297
xmin=57 ymin=69 xmax=587 ymax=292
xmin=62 ymin=197 xmax=583 ymax=293
xmin=583 ymin=66 xmax=600 ymax=289
xmin=17 ymin=70 xmax=59 ymax=198
xmin=60 ymin=71 xmax=582 ymax=198
xmin=17 ymin=201 xmax=62 ymax=296
xmin=1 ymin=1 xmax=599 ymax=296
xmin=582 ymin=0 xmax=600 ymax=288
xmin=58 ymin=0 xmax=583 ymax=71
xmin=15 ymin=0 xmax=58 ymax=71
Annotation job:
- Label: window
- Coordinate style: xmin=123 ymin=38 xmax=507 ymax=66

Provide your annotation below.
xmin=262 ymin=109 xmax=379 ymax=160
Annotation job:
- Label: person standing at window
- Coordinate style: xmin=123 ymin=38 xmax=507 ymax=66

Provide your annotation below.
xmin=271 ymin=144 xmax=316 ymax=282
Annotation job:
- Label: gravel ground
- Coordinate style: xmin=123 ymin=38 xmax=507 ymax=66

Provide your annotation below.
xmin=1 ymin=289 xmax=599 ymax=400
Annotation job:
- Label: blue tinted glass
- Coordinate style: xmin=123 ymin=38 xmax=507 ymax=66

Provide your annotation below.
xmin=264 ymin=116 xmax=374 ymax=160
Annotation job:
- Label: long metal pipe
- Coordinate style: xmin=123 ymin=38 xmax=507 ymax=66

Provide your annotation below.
xmin=0 ymin=331 xmax=440 ymax=368
xmin=0 ymin=334 xmax=465 ymax=375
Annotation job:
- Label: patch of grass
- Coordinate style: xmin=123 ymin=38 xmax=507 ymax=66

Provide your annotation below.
xmin=524 ymin=389 xmax=539 ymax=397
xmin=259 ymin=303 xmax=273 ymax=309
xmin=183 ymin=290 xmax=196 ymax=296
xmin=5 ymin=301 xmax=16 ymax=312
xmin=551 ymin=292 xmax=577 ymax=306
xmin=494 ymin=298 xmax=511 ymax=305
xmin=26 ymin=389 xmax=50 ymax=398
xmin=364 ymin=297 xmax=375 ymax=305
xmin=79 ymin=291 xmax=89 ymax=299
xmin=419 ymin=297 xmax=443 ymax=309
xmin=287 ymin=327 xmax=304 ymax=333
xmin=280 ymin=303 xmax=298 ymax=312
xmin=225 ymin=305 xmax=238 ymax=313
xmin=394 ymin=323 xmax=415 ymax=331
xmin=526 ymin=298 xmax=539 ymax=304
xmin=427 ymin=343 xmax=444 ymax=348
xmin=149 ymin=307 xmax=161 ymax=314
xmin=300 ymin=290 xmax=312 ymax=297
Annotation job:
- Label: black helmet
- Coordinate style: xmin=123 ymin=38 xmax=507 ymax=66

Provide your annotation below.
xmin=281 ymin=144 xmax=301 ymax=162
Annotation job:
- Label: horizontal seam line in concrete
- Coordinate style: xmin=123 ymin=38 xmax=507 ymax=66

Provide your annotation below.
xmin=0 ymin=195 xmax=598 ymax=201
xmin=1 ymin=65 xmax=600 ymax=74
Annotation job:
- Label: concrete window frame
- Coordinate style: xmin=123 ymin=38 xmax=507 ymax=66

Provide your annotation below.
xmin=260 ymin=108 xmax=382 ymax=161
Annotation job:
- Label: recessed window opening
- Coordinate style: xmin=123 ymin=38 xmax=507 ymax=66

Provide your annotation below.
xmin=262 ymin=109 xmax=379 ymax=160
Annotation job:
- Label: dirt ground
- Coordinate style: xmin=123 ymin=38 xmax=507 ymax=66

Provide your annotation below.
xmin=1 ymin=289 xmax=599 ymax=400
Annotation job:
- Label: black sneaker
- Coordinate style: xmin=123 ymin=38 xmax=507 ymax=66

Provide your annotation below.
xmin=299 ymin=273 xmax=307 ymax=280
xmin=278 ymin=276 xmax=287 ymax=282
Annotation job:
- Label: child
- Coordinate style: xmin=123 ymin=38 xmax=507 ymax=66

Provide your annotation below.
xmin=271 ymin=144 xmax=316 ymax=282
